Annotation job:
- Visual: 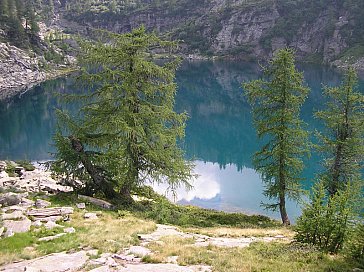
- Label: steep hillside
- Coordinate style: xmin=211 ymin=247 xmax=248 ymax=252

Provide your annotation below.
xmin=0 ymin=0 xmax=76 ymax=99
xmin=60 ymin=0 xmax=364 ymax=67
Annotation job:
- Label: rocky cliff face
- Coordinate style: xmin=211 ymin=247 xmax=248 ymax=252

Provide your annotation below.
xmin=0 ymin=43 xmax=71 ymax=100
xmin=63 ymin=0 xmax=364 ymax=67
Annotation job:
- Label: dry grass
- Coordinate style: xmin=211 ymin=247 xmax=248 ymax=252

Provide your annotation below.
xmin=183 ymin=226 xmax=295 ymax=238
xmin=71 ymin=211 xmax=156 ymax=253
xmin=0 ymin=211 xmax=156 ymax=265
xmin=145 ymin=236 xmax=358 ymax=272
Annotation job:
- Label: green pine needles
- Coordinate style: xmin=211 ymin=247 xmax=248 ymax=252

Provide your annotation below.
xmin=295 ymin=68 xmax=363 ymax=253
xmin=315 ymin=68 xmax=364 ymax=196
xmin=243 ymin=48 xmax=310 ymax=225
xmin=52 ymin=27 xmax=194 ymax=203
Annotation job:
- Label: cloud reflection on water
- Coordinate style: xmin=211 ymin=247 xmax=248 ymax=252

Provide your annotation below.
xmin=153 ymin=160 xmax=302 ymax=222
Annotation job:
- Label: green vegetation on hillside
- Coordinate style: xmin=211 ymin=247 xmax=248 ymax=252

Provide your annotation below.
xmin=0 ymin=0 xmax=40 ymax=48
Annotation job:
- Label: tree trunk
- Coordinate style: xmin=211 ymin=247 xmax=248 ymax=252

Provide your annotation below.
xmin=69 ymin=136 xmax=119 ymax=200
xmin=279 ymin=190 xmax=290 ymax=225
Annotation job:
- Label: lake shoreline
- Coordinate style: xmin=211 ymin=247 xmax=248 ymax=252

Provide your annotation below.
xmin=0 ymin=42 xmax=76 ymax=102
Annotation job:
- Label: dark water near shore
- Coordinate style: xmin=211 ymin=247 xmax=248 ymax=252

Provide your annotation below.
xmin=1 ymin=60 xmax=363 ymax=221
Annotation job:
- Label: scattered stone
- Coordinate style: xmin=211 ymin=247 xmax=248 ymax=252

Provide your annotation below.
xmin=44 ymin=221 xmax=63 ymax=230
xmin=274 ymin=235 xmax=285 ymax=239
xmin=0 ymin=192 xmax=24 ymax=207
xmin=64 ymin=227 xmax=75 ymax=233
xmin=35 ymin=199 xmax=52 ymax=208
xmin=38 ymin=233 xmax=67 ymax=242
xmin=3 ymin=217 xmax=31 ymax=233
xmin=0 ymin=251 xmax=89 ymax=271
xmin=116 ymin=263 xmax=211 ymax=272
xmin=105 ymin=257 xmax=118 ymax=267
xmin=112 ymin=253 xmax=136 ymax=262
xmin=126 ymin=246 xmax=152 ymax=257
xmin=0 ymin=161 xmax=6 ymax=171
xmin=84 ymin=212 xmax=98 ymax=220
xmin=0 ymin=226 xmax=4 ymax=237
xmin=78 ymin=195 xmax=113 ymax=209
xmin=0 ymin=171 xmax=8 ymax=179
xmin=76 ymin=202 xmax=86 ymax=209
xmin=0 ymin=210 xmax=24 ymax=220
xmin=14 ymin=166 xmax=24 ymax=176
xmin=1 ymin=205 xmax=26 ymax=213
xmin=87 ymin=249 xmax=99 ymax=257
xmin=4 ymin=228 xmax=14 ymax=238
xmin=20 ymin=198 xmax=35 ymax=208
xmin=32 ymin=220 xmax=43 ymax=227
xmin=166 ymin=256 xmax=179 ymax=264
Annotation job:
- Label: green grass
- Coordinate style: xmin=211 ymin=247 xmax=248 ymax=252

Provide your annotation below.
xmin=0 ymin=209 xmax=156 ymax=265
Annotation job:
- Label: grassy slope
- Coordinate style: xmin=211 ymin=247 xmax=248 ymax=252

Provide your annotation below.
xmin=0 ymin=192 xmax=362 ymax=271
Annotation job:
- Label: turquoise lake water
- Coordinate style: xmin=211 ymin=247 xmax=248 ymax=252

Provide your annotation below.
xmin=1 ymin=60 xmax=363 ymax=221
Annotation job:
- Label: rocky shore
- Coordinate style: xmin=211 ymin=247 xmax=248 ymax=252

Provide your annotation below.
xmin=0 ymin=160 xmax=294 ymax=271
xmin=0 ymin=43 xmax=74 ymax=101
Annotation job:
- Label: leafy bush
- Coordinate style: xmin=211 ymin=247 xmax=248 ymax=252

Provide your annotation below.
xmin=295 ymin=181 xmax=361 ymax=253
xmin=5 ymin=161 xmax=16 ymax=177
xmin=16 ymin=160 xmax=35 ymax=171
xmin=134 ymin=195 xmax=278 ymax=228
xmin=344 ymin=222 xmax=364 ymax=264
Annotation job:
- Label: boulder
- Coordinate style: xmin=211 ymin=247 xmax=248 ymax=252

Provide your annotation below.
xmin=126 ymin=246 xmax=152 ymax=258
xmin=0 ymin=171 xmax=8 ymax=179
xmin=84 ymin=213 xmax=98 ymax=220
xmin=0 ymin=192 xmax=24 ymax=207
xmin=35 ymin=199 xmax=52 ymax=208
xmin=0 ymin=161 xmax=6 ymax=171
xmin=0 ymin=210 xmax=24 ymax=220
xmin=4 ymin=228 xmax=14 ymax=238
xmin=64 ymin=227 xmax=75 ymax=234
xmin=78 ymin=195 xmax=113 ymax=209
xmin=32 ymin=220 xmax=43 ymax=227
xmin=3 ymin=217 xmax=31 ymax=233
xmin=44 ymin=221 xmax=63 ymax=230
xmin=76 ymin=203 xmax=86 ymax=209
xmin=20 ymin=198 xmax=35 ymax=208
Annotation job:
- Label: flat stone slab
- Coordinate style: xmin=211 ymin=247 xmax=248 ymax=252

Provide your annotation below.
xmin=138 ymin=224 xmax=193 ymax=242
xmin=139 ymin=224 xmax=289 ymax=249
xmin=116 ymin=264 xmax=211 ymax=272
xmin=0 ymin=251 xmax=89 ymax=272
xmin=38 ymin=233 xmax=66 ymax=242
